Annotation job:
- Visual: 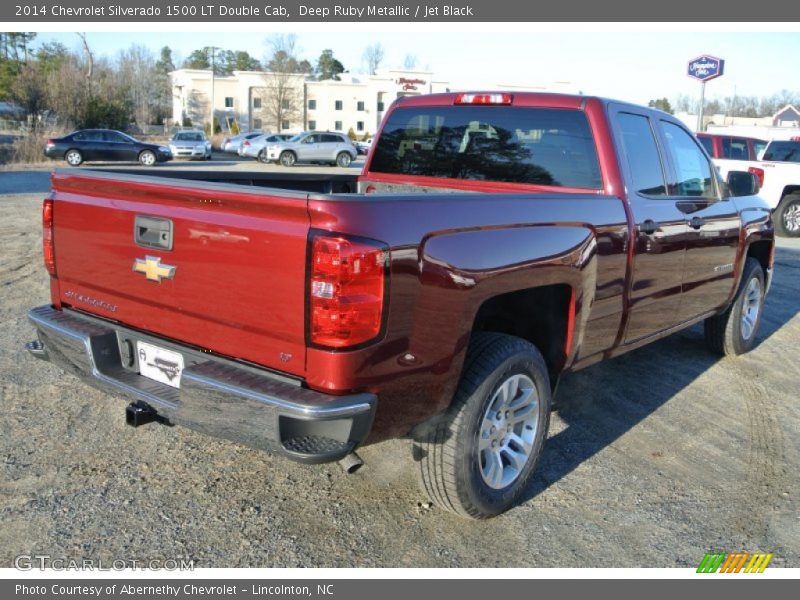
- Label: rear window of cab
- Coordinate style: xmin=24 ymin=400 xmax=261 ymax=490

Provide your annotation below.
xmin=369 ymin=106 xmax=602 ymax=189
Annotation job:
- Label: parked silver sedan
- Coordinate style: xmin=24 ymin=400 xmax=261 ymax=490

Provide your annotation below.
xmin=265 ymin=132 xmax=358 ymax=168
xmin=168 ymin=131 xmax=212 ymax=160
xmin=239 ymin=133 xmax=294 ymax=161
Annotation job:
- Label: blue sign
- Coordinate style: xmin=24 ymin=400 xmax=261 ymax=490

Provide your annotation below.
xmin=687 ymin=55 xmax=725 ymax=82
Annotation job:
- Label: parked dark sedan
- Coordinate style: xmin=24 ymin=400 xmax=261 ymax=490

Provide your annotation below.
xmin=44 ymin=129 xmax=172 ymax=166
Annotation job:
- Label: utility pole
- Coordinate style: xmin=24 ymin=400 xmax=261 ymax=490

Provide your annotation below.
xmin=205 ymin=46 xmax=221 ymax=134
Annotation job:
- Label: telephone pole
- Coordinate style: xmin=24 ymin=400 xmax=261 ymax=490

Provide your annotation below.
xmin=205 ymin=46 xmax=222 ymax=133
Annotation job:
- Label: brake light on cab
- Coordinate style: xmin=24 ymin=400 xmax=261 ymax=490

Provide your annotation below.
xmin=748 ymin=166 xmax=765 ymax=188
xmin=42 ymin=199 xmax=56 ymax=276
xmin=308 ymin=233 xmax=389 ymax=348
xmin=454 ymin=93 xmax=513 ymax=105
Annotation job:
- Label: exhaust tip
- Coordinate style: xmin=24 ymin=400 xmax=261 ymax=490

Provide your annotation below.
xmin=339 ymin=451 xmax=364 ymax=474
xmin=25 ymin=340 xmax=48 ymax=360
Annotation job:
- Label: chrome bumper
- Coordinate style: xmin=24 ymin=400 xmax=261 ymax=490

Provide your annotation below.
xmin=26 ymin=305 xmax=376 ymax=463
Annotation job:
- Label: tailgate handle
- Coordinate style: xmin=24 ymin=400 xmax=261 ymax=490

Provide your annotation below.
xmin=135 ymin=216 xmax=173 ymax=251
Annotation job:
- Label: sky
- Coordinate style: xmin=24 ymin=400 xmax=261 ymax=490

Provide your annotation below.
xmin=30 ymin=31 xmax=800 ymax=107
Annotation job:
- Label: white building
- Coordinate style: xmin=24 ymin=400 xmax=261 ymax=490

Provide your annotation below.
xmin=170 ymin=68 xmax=576 ymax=137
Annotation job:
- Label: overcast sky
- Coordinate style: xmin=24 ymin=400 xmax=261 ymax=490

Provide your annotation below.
xmin=32 ymin=31 xmax=800 ymax=106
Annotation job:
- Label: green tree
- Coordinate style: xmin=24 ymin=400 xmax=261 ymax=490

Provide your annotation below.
xmin=647 ymin=98 xmax=674 ymax=114
xmin=184 ymin=48 xmax=210 ymax=70
xmin=315 ymin=49 xmax=344 ymax=81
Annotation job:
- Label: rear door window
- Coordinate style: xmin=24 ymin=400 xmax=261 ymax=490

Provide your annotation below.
xmin=615 ymin=113 xmax=667 ymax=196
xmin=369 ymin=106 xmax=602 ymax=189
xmin=721 ymin=137 xmax=749 ymax=160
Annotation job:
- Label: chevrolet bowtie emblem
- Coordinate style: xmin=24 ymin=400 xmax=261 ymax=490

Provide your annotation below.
xmin=132 ymin=256 xmax=176 ymax=283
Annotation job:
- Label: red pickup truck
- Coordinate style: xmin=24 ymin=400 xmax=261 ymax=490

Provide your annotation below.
xmin=26 ymin=93 xmax=774 ymax=518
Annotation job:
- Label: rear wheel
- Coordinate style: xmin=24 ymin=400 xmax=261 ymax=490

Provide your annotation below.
xmin=336 ymin=152 xmax=352 ymax=168
xmin=704 ymin=257 xmax=766 ymax=356
xmin=415 ymin=332 xmax=551 ymax=519
xmin=258 ymin=150 xmax=270 ymax=164
xmin=65 ymin=149 xmax=83 ymax=166
xmin=139 ymin=150 xmax=156 ymax=167
xmin=775 ymin=193 xmax=800 ymax=237
xmin=279 ymin=151 xmax=296 ymax=167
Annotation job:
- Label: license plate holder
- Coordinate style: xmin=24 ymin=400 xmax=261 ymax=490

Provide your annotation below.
xmin=136 ymin=340 xmax=184 ymax=389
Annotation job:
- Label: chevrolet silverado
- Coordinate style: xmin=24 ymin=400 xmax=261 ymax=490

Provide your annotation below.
xmin=26 ymin=93 xmax=774 ymax=518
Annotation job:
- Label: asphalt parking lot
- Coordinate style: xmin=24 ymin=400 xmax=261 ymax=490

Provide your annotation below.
xmin=0 ymin=163 xmax=798 ymax=567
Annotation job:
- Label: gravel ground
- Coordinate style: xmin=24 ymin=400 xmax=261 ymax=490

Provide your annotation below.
xmin=0 ymin=176 xmax=798 ymax=568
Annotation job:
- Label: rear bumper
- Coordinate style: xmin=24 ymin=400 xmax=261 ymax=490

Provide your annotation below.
xmin=26 ymin=305 xmax=376 ymax=464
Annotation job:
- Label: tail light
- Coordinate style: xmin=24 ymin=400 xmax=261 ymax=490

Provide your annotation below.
xmin=748 ymin=166 xmax=765 ymax=188
xmin=42 ymin=199 xmax=56 ymax=276
xmin=243 ymin=140 xmax=250 ymax=147
xmin=454 ymin=93 xmax=513 ymax=105
xmin=365 ymin=185 xmax=377 ymax=194
xmin=46 ymin=139 xmax=55 ymax=148
xmin=309 ymin=233 xmax=389 ymax=348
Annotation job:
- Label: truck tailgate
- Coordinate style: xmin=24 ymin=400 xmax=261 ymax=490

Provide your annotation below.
xmin=50 ymin=170 xmax=309 ymax=377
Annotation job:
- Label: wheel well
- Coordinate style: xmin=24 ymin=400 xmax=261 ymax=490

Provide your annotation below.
xmin=781 ymin=185 xmax=800 ymax=201
xmin=471 ymin=284 xmax=572 ymax=379
xmin=747 ymin=240 xmax=773 ymax=274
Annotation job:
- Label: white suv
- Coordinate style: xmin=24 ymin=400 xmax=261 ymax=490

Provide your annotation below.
xmin=266 ymin=132 xmax=357 ymax=168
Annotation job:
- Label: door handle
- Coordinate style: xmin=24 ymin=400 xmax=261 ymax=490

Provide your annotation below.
xmin=689 ymin=216 xmax=706 ymax=230
xmin=639 ymin=219 xmax=659 ymax=235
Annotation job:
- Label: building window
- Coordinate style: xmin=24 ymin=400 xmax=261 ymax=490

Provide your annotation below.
xmin=308 ymin=99 xmax=317 ymax=110
xmin=281 ymin=99 xmax=290 ymax=110
xmin=335 ymin=100 xmax=343 ymax=111
xmin=357 ymin=121 xmax=364 ymax=132
xmin=252 ymin=97 xmax=261 ymax=109
xmin=334 ymin=121 xmax=342 ymax=131
xmin=308 ymin=120 xmax=317 ymax=130
xmin=357 ymin=101 xmax=365 ymax=111
xmin=281 ymin=120 xmax=290 ymax=130
xmin=224 ymin=97 xmax=234 ymax=108
xmin=377 ymin=101 xmax=385 ymax=112
xmin=253 ymin=118 xmax=262 ymax=130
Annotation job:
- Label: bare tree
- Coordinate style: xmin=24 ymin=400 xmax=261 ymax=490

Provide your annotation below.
xmin=76 ymin=33 xmax=93 ymax=81
xmin=362 ymin=43 xmax=384 ymax=75
xmin=117 ymin=45 xmax=158 ymax=129
xmin=403 ymin=54 xmax=418 ymax=70
xmin=261 ymin=34 xmax=308 ymax=132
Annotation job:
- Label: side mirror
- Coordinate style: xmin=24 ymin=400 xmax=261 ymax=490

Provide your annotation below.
xmin=726 ymin=171 xmax=760 ymax=197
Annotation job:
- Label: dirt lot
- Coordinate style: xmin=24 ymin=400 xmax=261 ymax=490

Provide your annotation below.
xmin=0 ymin=168 xmax=798 ymax=567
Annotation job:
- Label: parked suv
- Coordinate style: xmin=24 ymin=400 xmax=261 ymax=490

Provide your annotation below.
xmin=266 ymin=132 xmax=357 ymax=167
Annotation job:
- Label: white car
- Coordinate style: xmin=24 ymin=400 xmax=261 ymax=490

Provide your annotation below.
xmin=711 ymin=139 xmax=800 ymax=237
xmin=169 ymin=131 xmax=212 ymax=160
xmin=239 ymin=134 xmax=294 ymax=161
xmin=221 ymin=132 xmax=263 ymax=154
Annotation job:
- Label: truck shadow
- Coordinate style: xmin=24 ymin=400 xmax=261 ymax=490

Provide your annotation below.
xmin=522 ymin=244 xmax=800 ymax=502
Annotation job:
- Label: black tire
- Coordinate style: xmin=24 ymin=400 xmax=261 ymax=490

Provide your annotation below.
xmin=415 ymin=332 xmax=551 ymax=519
xmin=336 ymin=152 xmax=353 ymax=168
xmin=258 ymin=150 xmax=269 ymax=164
xmin=138 ymin=150 xmax=157 ymax=167
xmin=279 ymin=151 xmax=296 ymax=167
xmin=64 ymin=149 xmax=83 ymax=166
xmin=704 ymin=257 xmax=766 ymax=356
xmin=774 ymin=193 xmax=800 ymax=238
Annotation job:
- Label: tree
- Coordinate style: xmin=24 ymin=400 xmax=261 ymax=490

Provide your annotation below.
xmin=117 ymin=45 xmax=158 ymax=127
xmin=362 ymin=43 xmax=384 ymax=75
xmin=231 ymin=50 xmax=261 ymax=72
xmin=403 ymin=54 xmax=418 ymax=70
xmin=184 ymin=48 xmax=211 ymax=70
xmin=315 ymin=49 xmax=344 ymax=81
xmin=261 ymin=34 xmax=308 ymax=132
xmin=647 ymin=98 xmax=673 ymax=114
xmin=154 ymin=46 xmax=175 ymax=123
